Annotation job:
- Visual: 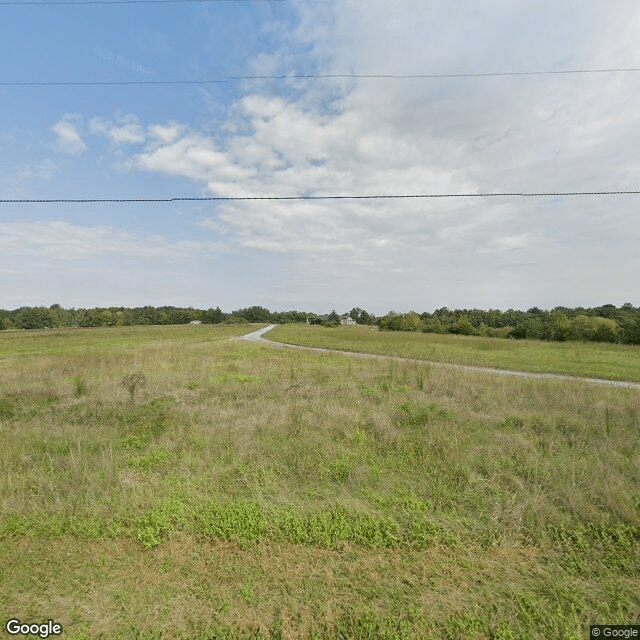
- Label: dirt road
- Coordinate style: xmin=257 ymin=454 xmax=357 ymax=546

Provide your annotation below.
xmin=238 ymin=325 xmax=640 ymax=390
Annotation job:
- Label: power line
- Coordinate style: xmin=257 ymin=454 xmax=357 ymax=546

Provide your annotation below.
xmin=232 ymin=67 xmax=640 ymax=80
xmin=0 ymin=0 xmax=283 ymax=5
xmin=2 ymin=68 xmax=640 ymax=86
xmin=2 ymin=191 xmax=640 ymax=203
xmin=0 ymin=80 xmax=228 ymax=85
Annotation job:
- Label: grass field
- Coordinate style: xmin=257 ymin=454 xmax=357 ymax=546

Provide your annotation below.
xmin=267 ymin=324 xmax=640 ymax=383
xmin=1 ymin=324 xmax=639 ymax=638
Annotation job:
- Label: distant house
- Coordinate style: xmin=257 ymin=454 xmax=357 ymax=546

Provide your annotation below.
xmin=190 ymin=320 xmax=202 ymax=325
xmin=341 ymin=316 xmax=357 ymax=326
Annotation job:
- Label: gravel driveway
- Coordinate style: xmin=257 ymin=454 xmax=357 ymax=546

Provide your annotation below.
xmin=237 ymin=325 xmax=640 ymax=390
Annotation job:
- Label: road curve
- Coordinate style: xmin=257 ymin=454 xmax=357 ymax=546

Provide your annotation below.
xmin=237 ymin=325 xmax=640 ymax=390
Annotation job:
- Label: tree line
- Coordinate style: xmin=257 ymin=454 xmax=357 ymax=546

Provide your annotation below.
xmin=1 ymin=303 xmax=639 ymax=344
xmin=377 ymin=304 xmax=640 ymax=345
xmin=0 ymin=304 xmax=300 ymax=330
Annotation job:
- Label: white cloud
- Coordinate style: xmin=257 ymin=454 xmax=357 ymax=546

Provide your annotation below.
xmin=90 ymin=114 xmax=145 ymax=145
xmin=0 ymin=221 xmax=225 ymax=260
xmin=62 ymin=0 xmax=640 ymax=310
xmin=17 ymin=159 xmax=58 ymax=181
xmin=53 ymin=121 xmax=87 ymax=154
xmin=148 ymin=122 xmax=185 ymax=145
xmin=136 ymin=132 xmax=255 ymax=184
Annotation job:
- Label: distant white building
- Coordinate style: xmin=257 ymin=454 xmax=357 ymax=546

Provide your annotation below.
xmin=341 ymin=316 xmax=357 ymax=326
xmin=190 ymin=320 xmax=202 ymax=325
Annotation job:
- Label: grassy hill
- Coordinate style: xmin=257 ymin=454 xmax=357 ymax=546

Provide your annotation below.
xmin=1 ymin=324 xmax=638 ymax=638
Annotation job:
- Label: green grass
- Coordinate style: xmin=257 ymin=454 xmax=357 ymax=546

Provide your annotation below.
xmin=0 ymin=322 xmax=260 ymax=358
xmin=267 ymin=323 xmax=640 ymax=382
xmin=0 ymin=323 xmax=638 ymax=638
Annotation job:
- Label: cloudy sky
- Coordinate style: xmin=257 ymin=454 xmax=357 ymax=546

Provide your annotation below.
xmin=1 ymin=0 xmax=639 ymax=314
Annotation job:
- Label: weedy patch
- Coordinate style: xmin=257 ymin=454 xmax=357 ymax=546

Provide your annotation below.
xmin=0 ymin=389 xmax=59 ymax=420
xmin=415 ymin=365 xmax=431 ymax=390
xmin=120 ymin=398 xmax=176 ymax=442
xmin=110 ymin=499 xmax=458 ymax=550
xmin=72 ymin=374 xmax=88 ymax=397
xmin=119 ymin=434 xmax=145 ymax=450
xmin=395 ymin=400 xmax=453 ymax=427
xmin=326 ymin=457 xmax=354 ymax=484
xmin=498 ymin=415 xmax=526 ymax=431
xmin=128 ymin=448 xmax=174 ymax=472
xmin=0 ymin=396 xmax=16 ymax=420
xmin=547 ymin=522 xmax=640 ymax=574
xmin=210 ymin=372 xmax=259 ymax=384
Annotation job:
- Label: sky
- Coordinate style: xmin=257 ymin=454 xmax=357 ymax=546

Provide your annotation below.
xmin=1 ymin=0 xmax=639 ymax=314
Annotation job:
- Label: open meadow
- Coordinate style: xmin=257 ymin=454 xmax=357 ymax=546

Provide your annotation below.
xmin=1 ymin=324 xmax=639 ymax=639
xmin=267 ymin=324 xmax=640 ymax=383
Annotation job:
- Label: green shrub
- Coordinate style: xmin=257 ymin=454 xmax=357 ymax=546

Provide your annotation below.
xmin=72 ymin=375 xmax=87 ymax=397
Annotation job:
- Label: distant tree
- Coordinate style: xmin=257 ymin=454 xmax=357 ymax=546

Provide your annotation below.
xmin=421 ymin=318 xmax=445 ymax=334
xmin=378 ymin=311 xmax=420 ymax=332
xmin=620 ymin=315 xmax=640 ymax=344
xmin=378 ymin=311 xmax=398 ymax=331
xmin=167 ymin=308 xmax=194 ymax=324
xmin=398 ymin=311 xmax=421 ymax=331
xmin=569 ymin=315 xmax=619 ymax=343
xmin=113 ymin=310 xmax=126 ymax=326
xmin=361 ymin=310 xmax=375 ymax=325
xmin=16 ymin=307 xmax=56 ymax=329
xmin=203 ymin=307 xmax=225 ymax=324
xmin=324 ymin=310 xmax=340 ymax=326
xmin=549 ymin=311 xmax=571 ymax=341
xmin=510 ymin=323 xmax=527 ymax=340
xmin=231 ymin=306 xmax=272 ymax=323
xmin=524 ymin=316 xmax=544 ymax=340
xmin=98 ymin=310 xmax=115 ymax=326
xmin=347 ymin=307 xmax=375 ymax=325
xmin=449 ymin=315 xmax=478 ymax=336
xmin=594 ymin=304 xmax=617 ymax=319
xmin=2 ymin=302 xmax=637 ymax=344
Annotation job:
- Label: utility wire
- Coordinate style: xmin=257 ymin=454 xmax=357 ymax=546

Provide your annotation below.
xmin=0 ymin=0 xmax=283 ymax=5
xmin=0 ymin=80 xmax=228 ymax=85
xmin=2 ymin=68 xmax=640 ymax=86
xmin=2 ymin=191 xmax=640 ymax=203
xmin=232 ymin=68 xmax=640 ymax=79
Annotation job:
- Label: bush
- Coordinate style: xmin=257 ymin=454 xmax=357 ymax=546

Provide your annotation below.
xmin=569 ymin=315 xmax=620 ymax=343
xmin=379 ymin=311 xmax=421 ymax=332
xmin=120 ymin=372 xmax=147 ymax=404
xmin=448 ymin=316 xmax=478 ymax=336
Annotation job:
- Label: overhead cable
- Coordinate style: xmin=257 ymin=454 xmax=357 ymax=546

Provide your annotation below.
xmin=0 ymin=0 xmax=283 ymax=5
xmin=232 ymin=67 xmax=640 ymax=79
xmin=2 ymin=68 xmax=640 ymax=86
xmin=2 ymin=191 xmax=640 ymax=204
